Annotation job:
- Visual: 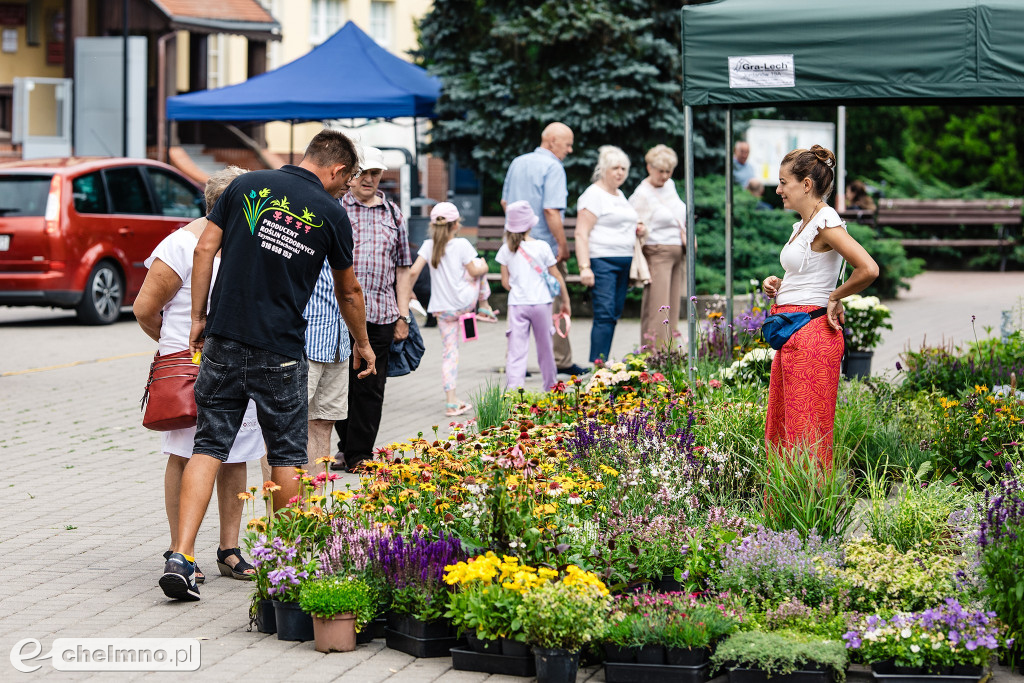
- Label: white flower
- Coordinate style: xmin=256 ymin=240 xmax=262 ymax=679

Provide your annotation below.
xmin=910 ymin=645 xmax=920 ymax=654
xmin=901 ymin=628 xmax=912 ymax=639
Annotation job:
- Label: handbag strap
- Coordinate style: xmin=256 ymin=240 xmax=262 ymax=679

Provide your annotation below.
xmin=517 ymin=245 xmax=547 ymax=276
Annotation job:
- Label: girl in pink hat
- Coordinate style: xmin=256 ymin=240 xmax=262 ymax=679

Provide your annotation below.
xmin=496 ymin=200 xmax=571 ymax=390
xmin=407 ymin=202 xmax=497 ymax=416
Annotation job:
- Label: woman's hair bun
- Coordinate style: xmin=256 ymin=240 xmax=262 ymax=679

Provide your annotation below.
xmin=810 ymin=144 xmax=836 ymax=170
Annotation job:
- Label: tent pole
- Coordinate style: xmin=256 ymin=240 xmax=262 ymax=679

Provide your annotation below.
xmin=413 ymin=117 xmax=420 ymax=191
xmin=725 ymin=107 xmax=734 ymax=353
xmin=837 ymin=105 xmax=847 ymax=211
xmin=289 ymin=121 xmax=294 ymax=164
xmin=684 ymin=104 xmax=697 ymax=385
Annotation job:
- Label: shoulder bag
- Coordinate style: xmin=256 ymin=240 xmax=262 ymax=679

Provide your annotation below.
xmin=141 ymin=349 xmax=200 ymax=431
xmin=518 ymin=246 xmax=561 ymax=297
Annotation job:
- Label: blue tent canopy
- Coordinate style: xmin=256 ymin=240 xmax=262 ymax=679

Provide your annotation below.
xmin=166 ymin=22 xmax=440 ymax=121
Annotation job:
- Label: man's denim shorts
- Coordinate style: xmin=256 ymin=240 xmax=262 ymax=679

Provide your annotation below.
xmin=193 ymin=335 xmax=308 ymax=467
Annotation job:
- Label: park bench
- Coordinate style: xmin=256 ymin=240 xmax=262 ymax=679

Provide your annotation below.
xmin=475 ymin=215 xmax=582 ymax=283
xmin=840 ymin=198 xmax=1022 ymax=271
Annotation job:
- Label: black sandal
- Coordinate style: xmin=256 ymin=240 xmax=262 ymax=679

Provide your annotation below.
xmin=216 ymin=547 xmax=256 ymax=581
xmin=164 ymin=550 xmax=204 ymax=584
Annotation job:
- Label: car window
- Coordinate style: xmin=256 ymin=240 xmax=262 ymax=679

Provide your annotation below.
xmin=0 ymin=175 xmax=51 ymax=216
xmin=147 ymin=169 xmax=202 ymax=218
xmin=104 ymin=167 xmax=153 ymax=215
xmin=72 ymin=172 xmax=108 ymax=214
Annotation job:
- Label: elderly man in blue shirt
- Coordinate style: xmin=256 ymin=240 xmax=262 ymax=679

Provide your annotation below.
xmin=501 ymin=122 xmax=588 ymax=377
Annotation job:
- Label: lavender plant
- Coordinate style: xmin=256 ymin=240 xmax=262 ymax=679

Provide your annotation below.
xmin=978 ymin=470 xmax=1024 ymax=665
xmin=367 ymin=531 xmax=466 ymax=621
xmin=717 ymin=527 xmax=842 ymax=608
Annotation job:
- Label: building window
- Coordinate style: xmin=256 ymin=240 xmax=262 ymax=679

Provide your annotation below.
xmin=257 ymin=0 xmax=283 ymax=69
xmin=369 ymin=1 xmax=393 ymax=48
xmin=208 ymin=34 xmax=227 ymax=88
xmin=310 ymin=0 xmax=343 ymax=46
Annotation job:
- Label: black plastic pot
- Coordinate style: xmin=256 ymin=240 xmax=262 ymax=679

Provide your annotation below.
xmin=727 ymin=667 xmax=833 ymax=683
xmin=636 ymin=644 xmax=666 ymax=664
xmin=534 ymin=647 xmax=580 ymax=683
xmin=273 ymin=600 xmax=314 ymax=642
xmin=384 ymin=628 xmax=465 ymax=658
xmin=255 ymin=598 xmax=277 ymax=635
xmin=403 ymin=616 xmax=453 ymax=639
xmin=604 ymin=643 xmax=637 ymax=663
xmin=466 ymin=631 xmax=501 ymax=654
xmin=871 ymin=670 xmax=984 ymax=683
xmin=605 ymin=661 xmax=709 ymax=683
xmin=667 ymin=646 xmax=711 ymax=666
xmin=656 ymin=573 xmax=685 ymax=592
xmin=356 ymin=617 xmax=387 ymax=644
xmin=450 ymin=645 xmax=537 ymax=676
xmin=501 ymin=637 xmax=530 ymax=658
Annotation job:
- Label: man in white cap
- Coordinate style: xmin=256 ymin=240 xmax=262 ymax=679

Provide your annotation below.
xmin=332 ymin=146 xmax=413 ymax=472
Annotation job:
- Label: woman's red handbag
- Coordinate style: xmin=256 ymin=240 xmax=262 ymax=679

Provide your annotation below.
xmin=141 ymin=349 xmax=200 ymax=431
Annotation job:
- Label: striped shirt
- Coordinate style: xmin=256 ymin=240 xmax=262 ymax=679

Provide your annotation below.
xmin=303 ymin=261 xmax=351 ymax=363
xmin=342 ymin=191 xmax=412 ymax=325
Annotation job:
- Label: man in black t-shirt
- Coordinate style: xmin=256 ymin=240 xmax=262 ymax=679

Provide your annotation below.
xmin=159 ymin=129 xmax=376 ymax=602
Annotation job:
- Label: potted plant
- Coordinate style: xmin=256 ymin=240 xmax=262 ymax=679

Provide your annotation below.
xmin=299 ymin=576 xmax=376 ymax=653
xmin=251 ymin=534 xmax=319 ymax=642
xmin=711 ymin=631 xmax=848 ymax=683
xmin=840 ymin=294 xmax=892 ymax=378
xmin=516 ymin=571 xmax=611 ymax=683
xmin=842 ymin=600 xmax=1012 ymax=677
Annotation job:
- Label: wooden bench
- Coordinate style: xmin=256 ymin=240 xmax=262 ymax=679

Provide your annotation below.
xmin=475 ymin=215 xmax=582 ymax=283
xmin=840 ymin=198 xmax=1022 ymax=271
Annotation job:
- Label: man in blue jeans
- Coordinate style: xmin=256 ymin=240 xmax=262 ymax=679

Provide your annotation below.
xmin=159 ymin=130 xmax=376 ymax=601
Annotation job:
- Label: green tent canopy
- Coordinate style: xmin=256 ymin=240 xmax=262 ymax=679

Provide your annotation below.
xmin=681 ymin=0 xmax=1024 ymax=107
xmin=677 ymin=0 xmax=1024 ymax=375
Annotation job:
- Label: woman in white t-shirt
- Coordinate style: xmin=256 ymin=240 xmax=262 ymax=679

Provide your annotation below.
xmin=575 ymin=145 xmax=644 ymax=364
xmin=133 ymin=167 xmax=263 ymax=582
xmin=496 ymin=201 xmax=571 ymax=390
xmin=407 ymin=202 xmax=496 ymax=417
xmin=629 ymin=144 xmax=687 ymax=351
xmin=761 ymin=145 xmax=878 ymax=470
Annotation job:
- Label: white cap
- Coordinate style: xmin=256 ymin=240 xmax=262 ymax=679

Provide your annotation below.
xmin=359 ymin=146 xmax=388 ymax=172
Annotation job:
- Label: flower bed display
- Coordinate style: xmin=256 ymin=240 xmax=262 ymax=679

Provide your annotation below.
xmin=235 ymin=323 xmax=1024 ymax=678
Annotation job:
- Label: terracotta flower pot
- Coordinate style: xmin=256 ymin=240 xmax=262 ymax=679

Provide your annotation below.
xmin=312 ymin=612 xmax=357 ymax=653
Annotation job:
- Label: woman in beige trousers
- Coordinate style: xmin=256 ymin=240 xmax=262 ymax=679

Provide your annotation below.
xmin=629 ymin=145 xmax=688 ymax=351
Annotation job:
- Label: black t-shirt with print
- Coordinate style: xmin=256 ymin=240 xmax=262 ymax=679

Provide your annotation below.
xmin=206 ymin=165 xmax=353 ymax=359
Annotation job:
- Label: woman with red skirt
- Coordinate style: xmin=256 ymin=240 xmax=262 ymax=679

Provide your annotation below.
xmin=761 ymin=145 xmax=879 ymax=469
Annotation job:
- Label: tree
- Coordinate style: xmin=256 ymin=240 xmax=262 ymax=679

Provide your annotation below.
xmin=417 ymin=0 xmax=725 ymax=206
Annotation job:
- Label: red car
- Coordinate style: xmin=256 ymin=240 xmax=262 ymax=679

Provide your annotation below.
xmin=0 ymin=157 xmax=205 ymax=324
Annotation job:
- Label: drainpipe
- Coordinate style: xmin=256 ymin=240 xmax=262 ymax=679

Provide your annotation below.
xmin=156 ymin=30 xmax=177 ymax=164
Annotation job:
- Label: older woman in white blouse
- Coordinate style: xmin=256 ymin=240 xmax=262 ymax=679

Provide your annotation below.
xmin=629 ymin=145 xmax=687 ymax=351
xmin=575 ymin=145 xmax=643 ymax=364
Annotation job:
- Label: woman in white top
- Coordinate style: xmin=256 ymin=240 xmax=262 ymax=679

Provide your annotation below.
xmin=576 ymin=145 xmax=644 ymax=364
xmin=761 ymin=145 xmax=879 ymax=469
xmin=134 ymin=167 xmax=263 ymax=582
xmin=629 ymin=144 xmax=687 ymax=351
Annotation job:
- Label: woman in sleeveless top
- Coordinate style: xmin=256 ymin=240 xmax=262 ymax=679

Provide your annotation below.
xmin=761 ymin=145 xmax=879 ymax=469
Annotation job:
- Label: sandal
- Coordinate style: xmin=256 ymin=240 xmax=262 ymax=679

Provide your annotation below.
xmin=476 ymin=307 xmax=499 ymax=323
xmin=445 ymin=401 xmax=471 ymax=417
xmin=164 ymin=549 xmax=204 ymax=584
xmin=216 ymin=547 xmax=256 ymax=581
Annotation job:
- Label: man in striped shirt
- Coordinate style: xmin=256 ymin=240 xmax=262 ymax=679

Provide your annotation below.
xmin=332 ymin=147 xmax=413 ymax=472
xmin=302 ymin=261 xmax=352 ymax=473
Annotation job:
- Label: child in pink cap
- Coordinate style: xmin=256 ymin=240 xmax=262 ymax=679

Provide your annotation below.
xmin=407 ymin=202 xmax=497 ymax=416
xmin=496 ymin=200 xmax=571 ymax=390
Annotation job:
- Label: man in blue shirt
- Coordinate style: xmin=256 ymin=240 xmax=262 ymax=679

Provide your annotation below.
xmin=733 ymin=141 xmax=756 ymax=188
xmin=501 ymin=122 xmax=587 ymax=377
xmin=303 ymin=261 xmax=351 ymax=475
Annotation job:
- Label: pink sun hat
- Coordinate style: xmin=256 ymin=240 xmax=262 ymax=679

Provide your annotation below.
xmin=505 ymin=200 xmax=539 ymax=233
xmin=430 ymin=201 xmax=461 ymax=222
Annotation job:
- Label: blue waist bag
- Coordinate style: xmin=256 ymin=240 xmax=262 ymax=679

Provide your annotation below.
xmin=760 ymin=308 xmax=827 ymax=350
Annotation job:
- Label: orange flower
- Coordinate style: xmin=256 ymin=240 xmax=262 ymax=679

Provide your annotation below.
xmin=261 ymin=480 xmax=281 ymax=494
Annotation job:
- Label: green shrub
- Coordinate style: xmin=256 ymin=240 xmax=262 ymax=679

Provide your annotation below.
xmin=831 ymin=537 xmax=965 ymax=612
xmin=711 ymin=630 xmax=848 ymax=682
xmin=298 ymin=576 xmax=377 ymax=628
xmin=860 ymin=463 xmax=977 ymax=552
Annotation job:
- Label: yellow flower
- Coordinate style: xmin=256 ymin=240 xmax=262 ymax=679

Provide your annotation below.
xmin=533 ymin=503 xmax=557 ymax=516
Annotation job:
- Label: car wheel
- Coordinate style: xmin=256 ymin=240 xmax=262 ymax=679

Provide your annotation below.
xmin=76 ymin=262 xmax=124 ymax=325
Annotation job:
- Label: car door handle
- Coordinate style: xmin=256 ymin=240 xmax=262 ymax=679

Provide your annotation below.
xmin=118 ymin=227 xmax=134 ymax=236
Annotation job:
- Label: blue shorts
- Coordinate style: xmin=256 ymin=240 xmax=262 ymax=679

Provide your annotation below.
xmin=192 ymin=335 xmax=308 ymax=467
